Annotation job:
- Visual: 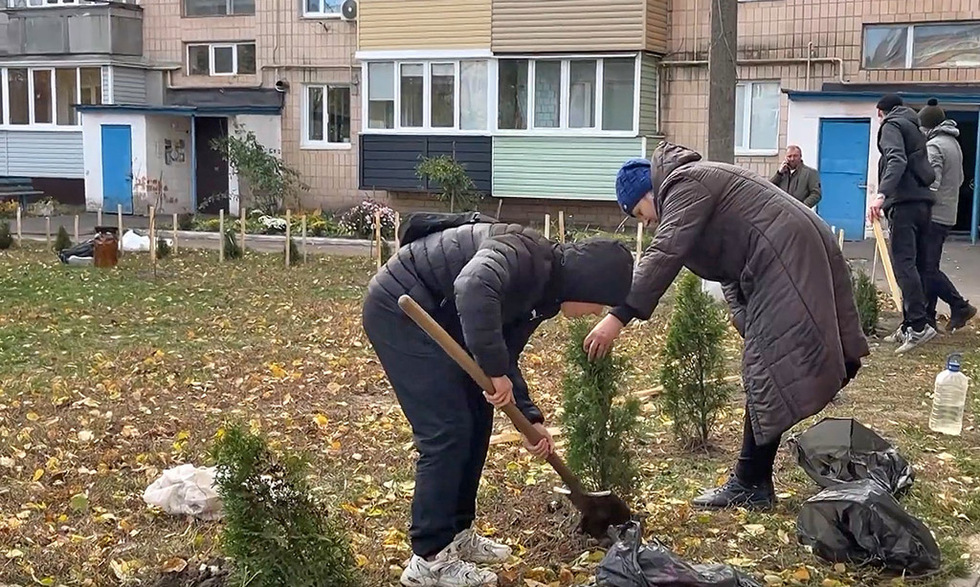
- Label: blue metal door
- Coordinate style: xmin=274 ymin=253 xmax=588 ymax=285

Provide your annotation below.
xmin=817 ymin=118 xmax=871 ymax=240
xmin=101 ymin=124 xmax=133 ymax=214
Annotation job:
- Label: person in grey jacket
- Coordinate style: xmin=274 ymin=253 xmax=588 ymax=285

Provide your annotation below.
xmin=867 ymin=94 xmax=937 ymax=353
xmin=770 ymin=145 xmax=822 ymax=208
xmin=918 ymin=99 xmax=978 ymax=332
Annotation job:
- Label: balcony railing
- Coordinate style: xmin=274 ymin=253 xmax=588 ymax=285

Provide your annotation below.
xmin=0 ymin=1 xmax=142 ymax=57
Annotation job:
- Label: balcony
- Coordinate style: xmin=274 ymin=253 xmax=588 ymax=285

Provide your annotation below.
xmin=0 ymin=1 xmax=142 ymax=57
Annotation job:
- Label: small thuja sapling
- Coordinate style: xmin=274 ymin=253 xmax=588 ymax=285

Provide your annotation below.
xmin=210 ymin=422 xmax=361 ymax=587
xmin=660 ymin=270 xmax=735 ymax=449
xmin=54 ymin=226 xmax=72 ymax=252
xmin=561 ymin=319 xmax=641 ymax=496
xmin=0 ymin=221 xmax=13 ymax=250
xmin=223 ymin=229 xmax=243 ymax=260
xmin=850 ymin=265 xmax=880 ymax=336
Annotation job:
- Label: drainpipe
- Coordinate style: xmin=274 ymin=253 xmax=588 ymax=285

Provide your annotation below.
xmin=661 ymin=56 xmax=847 ymax=85
xmin=806 ymin=42 xmax=813 ymax=91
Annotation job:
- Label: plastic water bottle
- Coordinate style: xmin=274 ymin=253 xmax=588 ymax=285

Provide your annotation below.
xmin=929 ymin=353 xmax=970 ymax=436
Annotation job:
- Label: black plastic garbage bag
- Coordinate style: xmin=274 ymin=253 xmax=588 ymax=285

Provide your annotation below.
xmin=596 ymin=521 xmax=763 ymax=587
xmin=787 ymin=418 xmax=914 ymax=495
xmin=797 ymin=479 xmax=941 ymax=574
xmin=58 ymin=240 xmax=95 ymax=264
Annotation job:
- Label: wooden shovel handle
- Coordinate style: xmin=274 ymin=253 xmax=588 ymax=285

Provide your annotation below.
xmin=397 ymin=295 xmax=588 ymax=498
xmin=871 ymin=217 xmax=903 ymax=313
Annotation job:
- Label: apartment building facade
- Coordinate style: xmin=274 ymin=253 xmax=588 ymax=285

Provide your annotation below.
xmin=667 ymin=0 xmax=980 ymax=242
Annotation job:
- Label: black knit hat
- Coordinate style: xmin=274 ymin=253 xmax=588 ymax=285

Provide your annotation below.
xmin=557 ymin=238 xmax=634 ymax=307
xmin=876 ymin=94 xmax=904 ymax=112
xmin=918 ymin=98 xmax=946 ymax=130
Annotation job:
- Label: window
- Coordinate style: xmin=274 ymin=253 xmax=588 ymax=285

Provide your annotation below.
xmin=400 ymin=64 xmax=424 ymax=128
xmin=304 ymin=85 xmax=350 ymax=147
xmin=186 ymin=43 xmax=256 ymax=76
xmin=184 ymin=0 xmax=254 ymax=16
xmin=304 ymin=0 xmax=341 ymax=17
xmin=735 ymin=81 xmax=780 ymax=154
xmin=459 ymin=60 xmax=488 ymax=131
xmin=864 ymin=22 xmax=980 ymax=69
xmin=1 ymin=66 xmax=102 ymax=126
xmin=498 ymin=57 xmax=638 ymax=133
xmin=497 ymin=59 xmax=528 ymax=130
xmin=367 ymin=62 xmax=394 ymax=129
xmin=430 ymin=63 xmax=455 ymax=128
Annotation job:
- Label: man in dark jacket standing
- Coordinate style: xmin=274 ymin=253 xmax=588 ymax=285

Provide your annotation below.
xmin=918 ymin=99 xmax=978 ymax=332
xmin=585 ymin=143 xmax=869 ymax=511
xmin=770 ymin=145 xmax=822 ymax=208
xmin=363 ymin=218 xmax=634 ymax=587
xmin=868 ymin=94 xmax=938 ymax=353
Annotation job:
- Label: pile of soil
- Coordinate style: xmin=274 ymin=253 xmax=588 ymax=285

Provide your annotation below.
xmin=149 ymin=559 xmax=231 ymax=587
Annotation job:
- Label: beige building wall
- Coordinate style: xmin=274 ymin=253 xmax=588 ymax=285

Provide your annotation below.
xmin=359 ymin=0 xmax=491 ymax=49
xmin=140 ymin=0 xmax=364 ymax=211
xmin=492 ymin=0 xmax=646 ymax=53
xmin=663 ymin=0 xmax=980 ymax=176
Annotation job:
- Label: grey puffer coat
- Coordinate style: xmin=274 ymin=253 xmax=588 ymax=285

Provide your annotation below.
xmin=610 ymin=143 xmax=870 ymax=445
xmin=925 ymin=120 xmax=965 ymax=226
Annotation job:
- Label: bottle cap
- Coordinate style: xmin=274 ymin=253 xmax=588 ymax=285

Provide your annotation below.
xmin=947 ymin=353 xmax=962 ymax=372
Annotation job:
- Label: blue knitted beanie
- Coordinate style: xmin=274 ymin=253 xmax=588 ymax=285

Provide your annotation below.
xmin=616 ymin=158 xmax=653 ymax=216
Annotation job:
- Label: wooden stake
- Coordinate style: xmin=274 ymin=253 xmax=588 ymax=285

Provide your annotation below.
xmin=394 ymin=212 xmax=401 ymax=250
xmin=15 ymin=206 xmax=21 ymax=245
xmin=558 ymin=210 xmax=565 ymax=243
xmin=495 ymin=198 xmax=502 ymax=220
xmin=872 ymin=217 xmax=903 ymax=313
xmin=871 ymin=240 xmax=879 ymax=282
xmin=838 ymin=228 xmax=845 ymax=250
xmin=74 ymin=214 xmax=79 ymax=242
xmin=97 ymin=209 xmax=103 ymax=226
xmin=45 ymin=216 xmax=50 ymax=248
xmin=149 ymin=206 xmax=156 ymax=267
xmin=544 ymin=213 xmax=551 ymax=239
xmin=302 ymin=215 xmax=308 ymax=264
xmin=285 ymin=209 xmax=291 ymax=267
xmin=240 ymin=207 xmax=246 ymax=254
xmin=117 ymin=204 xmax=123 ymax=255
xmin=635 ymin=222 xmax=644 ymax=267
xmin=374 ymin=210 xmax=382 ymax=270
xmin=172 ymin=213 xmax=178 ymax=254
xmin=219 ymin=209 xmax=225 ymax=262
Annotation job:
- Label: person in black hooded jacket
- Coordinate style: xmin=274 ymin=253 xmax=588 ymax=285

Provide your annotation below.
xmin=362 ymin=217 xmax=634 ymax=587
xmin=868 ymin=94 xmax=938 ymax=354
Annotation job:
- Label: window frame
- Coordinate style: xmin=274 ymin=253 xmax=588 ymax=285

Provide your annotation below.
xmin=0 ymin=65 xmax=102 ymax=129
xmin=301 ymin=83 xmax=352 ymax=150
xmin=359 ymin=54 xmax=641 ymax=137
xmin=734 ymin=80 xmax=781 ymax=157
xmin=185 ymin=42 xmax=257 ymax=77
xmin=303 ymin=0 xmax=342 ymax=19
xmin=862 ymin=21 xmax=980 ymax=70
xmin=495 ymin=55 xmax=640 ymax=137
xmin=182 ymin=0 xmax=255 ymax=17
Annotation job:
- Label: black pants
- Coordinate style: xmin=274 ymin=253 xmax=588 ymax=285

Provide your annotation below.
xmin=888 ymin=202 xmax=933 ymax=332
xmin=921 ymin=221 xmax=970 ymax=323
xmin=362 ymin=294 xmax=493 ymax=558
xmin=734 ymin=407 xmax=780 ymax=486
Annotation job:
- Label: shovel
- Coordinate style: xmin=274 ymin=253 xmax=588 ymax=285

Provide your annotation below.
xmin=397 ymin=294 xmax=632 ymax=539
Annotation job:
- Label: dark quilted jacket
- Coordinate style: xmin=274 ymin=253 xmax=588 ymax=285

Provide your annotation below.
xmin=611 ymin=142 xmax=870 ymax=445
xmin=367 ymin=223 xmax=560 ymax=424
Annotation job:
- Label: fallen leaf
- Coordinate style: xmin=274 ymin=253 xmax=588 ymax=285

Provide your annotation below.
xmin=78 ymin=430 xmax=94 ymax=442
xmin=833 ymin=563 xmax=846 ymax=573
xmin=5 ymin=549 xmax=24 ymax=559
xmin=743 ymin=523 xmax=766 ymax=536
xmin=792 ymin=567 xmax=811 ymax=581
xmin=161 ymin=557 xmax=188 ymax=573
xmin=69 ymin=493 xmax=89 ymax=512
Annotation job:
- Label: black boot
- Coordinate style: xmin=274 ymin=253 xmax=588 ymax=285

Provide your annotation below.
xmin=691 ymin=475 xmax=775 ymax=510
xmin=949 ymin=304 xmax=977 ymax=332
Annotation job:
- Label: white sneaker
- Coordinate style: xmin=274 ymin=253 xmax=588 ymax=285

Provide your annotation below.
xmin=400 ymin=544 xmax=497 ymax=587
xmin=883 ymin=326 xmax=906 ymax=343
xmin=896 ymin=324 xmax=938 ymax=354
xmin=451 ymin=528 xmax=512 ymax=564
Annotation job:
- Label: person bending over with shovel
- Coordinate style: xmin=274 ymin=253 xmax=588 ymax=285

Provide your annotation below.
xmin=585 ymin=142 xmax=870 ymax=511
xmin=362 ymin=215 xmax=634 ymax=587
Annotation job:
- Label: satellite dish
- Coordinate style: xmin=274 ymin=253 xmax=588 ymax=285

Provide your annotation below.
xmin=341 ymin=0 xmax=357 ymax=20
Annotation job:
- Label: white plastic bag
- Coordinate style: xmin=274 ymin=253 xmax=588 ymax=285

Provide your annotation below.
xmin=121 ymin=229 xmax=151 ymax=252
xmin=701 ymin=279 xmax=726 ymax=304
xmin=143 ymin=464 xmax=223 ymax=520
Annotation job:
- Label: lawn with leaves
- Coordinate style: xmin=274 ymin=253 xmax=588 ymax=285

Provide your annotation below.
xmin=1 ymin=244 xmax=978 ymax=586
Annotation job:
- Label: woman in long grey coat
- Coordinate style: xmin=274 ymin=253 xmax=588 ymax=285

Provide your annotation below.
xmin=585 ymin=141 xmax=870 ymax=510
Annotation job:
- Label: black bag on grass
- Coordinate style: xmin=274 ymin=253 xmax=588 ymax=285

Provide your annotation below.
xmin=787 ymin=418 xmax=914 ymax=496
xmin=57 ymin=239 xmax=95 ymax=264
xmin=797 ymin=479 xmax=941 ymax=574
xmin=397 ymin=211 xmax=496 ymax=248
xmin=596 ymin=521 xmax=763 ymax=587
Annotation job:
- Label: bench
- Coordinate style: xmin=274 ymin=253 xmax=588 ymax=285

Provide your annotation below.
xmin=0 ymin=177 xmax=44 ymax=209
